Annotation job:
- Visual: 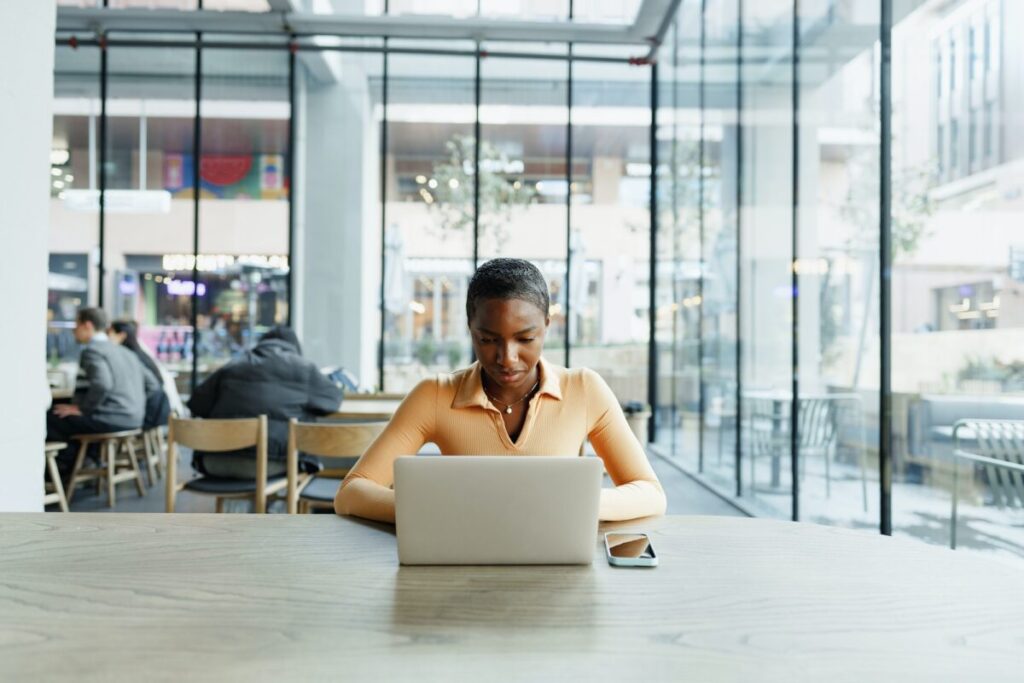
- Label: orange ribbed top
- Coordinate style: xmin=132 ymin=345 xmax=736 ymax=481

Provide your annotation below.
xmin=335 ymin=358 xmax=667 ymax=523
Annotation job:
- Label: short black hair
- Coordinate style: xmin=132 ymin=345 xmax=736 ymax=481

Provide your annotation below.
xmin=466 ymin=258 xmax=550 ymax=321
xmin=77 ymin=307 xmax=107 ymax=331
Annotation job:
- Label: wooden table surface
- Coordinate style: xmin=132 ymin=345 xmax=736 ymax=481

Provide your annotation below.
xmin=330 ymin=398 xmax=402 ymax=421
xmin=0 ymin=514 xmax=1021 ymax=682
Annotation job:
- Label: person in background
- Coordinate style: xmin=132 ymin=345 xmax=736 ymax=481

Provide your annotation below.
xmin=187 ymin=325 xmax=342 ymax=479
xmin=47 ymin=307 xmax=160 ymax=478
xmin=108 ymin=320 xmax=171 ymax=429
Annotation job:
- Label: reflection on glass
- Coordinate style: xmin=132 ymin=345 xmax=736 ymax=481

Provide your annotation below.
xmin=606 ymin=533 xmax=655 ymax=559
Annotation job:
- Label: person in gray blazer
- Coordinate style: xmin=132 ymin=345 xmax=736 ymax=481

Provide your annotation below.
xmin=47 ymin=307 xmax=159 ymax=477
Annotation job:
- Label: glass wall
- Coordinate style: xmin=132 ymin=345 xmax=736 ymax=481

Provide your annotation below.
xmin=49 ymin=44 xmax=100 ymax=376
xmin=197 ymin=48 xmax=291 ymax=386
xmin=571 ymin=52 xmax=651 ymax=412
xmin=50 ymin=1 xmax=1024 ymax=562
xmin=383 ymin=46 xmax=476 ymax=391
xmin=479 ymin=49 xmax=569 ymax=365
xmin=105 ymin=44 xmax=196 ymax=397
xmin=890 ymin=1 xmax=1024 ymax=563
xmin=652 ymin=0 xmax=1024 ymax=565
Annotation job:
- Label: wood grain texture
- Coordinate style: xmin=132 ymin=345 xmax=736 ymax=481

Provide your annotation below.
xmin=0 ymin=514 xmax=1021 ymax=682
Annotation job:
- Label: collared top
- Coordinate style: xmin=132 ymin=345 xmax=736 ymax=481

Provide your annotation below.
xmin=339 ymin=358 xmax=666 ymax=522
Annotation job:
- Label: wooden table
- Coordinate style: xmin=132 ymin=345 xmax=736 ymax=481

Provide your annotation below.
xmin=329 ymin=398 xmax=402 ymax=421
xmin=0 ymin=514 xmax=1020 ymax=681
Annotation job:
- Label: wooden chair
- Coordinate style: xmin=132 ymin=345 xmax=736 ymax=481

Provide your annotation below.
xmin=44 ymin=442 xmax=69 ymax=512
xmin=66 ymin=429 xmax=146 ymax=507
xmin=166 ymin=416 xmax=282 ymax=513
xmin=286 ymin=419 xmax=387 ymax=514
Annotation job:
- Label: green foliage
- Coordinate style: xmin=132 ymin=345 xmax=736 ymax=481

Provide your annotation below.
xmin=839 ymin=148 xmax=938 ymax=260
xmin=427 ymin=135 xmax=535 ymax=252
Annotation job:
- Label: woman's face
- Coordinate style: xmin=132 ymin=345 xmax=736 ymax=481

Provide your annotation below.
xmin=469 ymin=297 xmax=549 ymax=391
xmin=107 ymin=328 xmax=127 ymax=345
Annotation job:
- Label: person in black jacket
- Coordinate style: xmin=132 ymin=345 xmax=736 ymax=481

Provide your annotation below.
xmin=187 ymin=326 xmax=343 ymax=479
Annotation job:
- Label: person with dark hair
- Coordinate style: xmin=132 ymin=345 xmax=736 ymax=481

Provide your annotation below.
xmin=108 ymin=320 xmax=171 ymax=429
xmin=187 ymin=325 xmax=342 ymax=479
xmin=47 ymin=307 xmax=160 ymax=477
xmin=335 ymin=257 xmax=666 ymax=523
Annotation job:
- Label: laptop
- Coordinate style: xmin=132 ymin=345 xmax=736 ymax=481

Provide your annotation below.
xmin=394 ymin=456 xmax=603 ymax=565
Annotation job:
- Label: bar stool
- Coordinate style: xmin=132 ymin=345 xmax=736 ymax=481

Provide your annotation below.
xmin=44 ymin=442 xmax=69 ymax=512
xmin=139 ymin=427 xmax=166 ymax=487
xmin=66 ymin=429 xmax=146 ymax=507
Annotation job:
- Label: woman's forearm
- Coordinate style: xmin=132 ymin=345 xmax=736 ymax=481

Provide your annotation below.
xmin=599 ymin=480 xmax=667 ymax=521
xmin=334 ymin=477 xmax=396 ymax=523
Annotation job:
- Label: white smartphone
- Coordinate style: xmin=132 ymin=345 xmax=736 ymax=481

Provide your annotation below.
xmin=604 ymin=532 xmax=658 ymax=567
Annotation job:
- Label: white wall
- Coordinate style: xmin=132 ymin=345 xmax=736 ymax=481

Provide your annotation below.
xmin=0 ymin=0 xmax=55 ymax=511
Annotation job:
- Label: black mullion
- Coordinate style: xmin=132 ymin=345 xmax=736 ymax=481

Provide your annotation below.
xmin=97 ymin=36 xmax=107 ymax=308
xmin=565 ymin=44 xmax=573 ymax=368
xmin=735 ymin=0 xmax=744 ymax=498
xmin=473 ymin=49 xmax=481 ymax=270
xmin=880 ymin=0 xmax=893 ymax=536
xmin=190 ymin=35 xmax=202 ymax=397
xmin=287 ymin=43 xmax=296 ymax=327
xmin=647 ymin=62 xmax=659 ymax=444
xmin=379 ymin=37 xmax=389 ymax=391
xmin=697 ymin=0 xmax=707 ymax=473
xmin=790 ymin=0 xmax=800 ymax=522
xmin=669 ymin=21 xmax=679 ymax=459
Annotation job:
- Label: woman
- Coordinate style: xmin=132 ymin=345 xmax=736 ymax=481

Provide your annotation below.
xmin=335 ymin=258 xmax=667 ymax=523
xmin=108 ymin=320 xmax=171 ymax=429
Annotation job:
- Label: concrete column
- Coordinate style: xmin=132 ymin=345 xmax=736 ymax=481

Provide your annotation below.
xmin=0 ymin=0 xmax=55 ymax=510
xmin=293 ymin=55 xmax=381 ymax=388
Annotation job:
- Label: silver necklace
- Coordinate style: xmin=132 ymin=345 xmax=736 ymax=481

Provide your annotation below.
xmin=485 ymin=380 xmax=539 ymax=415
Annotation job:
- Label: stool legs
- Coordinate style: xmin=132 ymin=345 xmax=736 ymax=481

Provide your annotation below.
xmin=107 ymin=440 xmax=116 ymax=508
xmin=44 ymin=453 xmax=69 ymax=512
xmin=124 ymin=438 xmax=146 ymax=497
xmin=65 ymin=441 xmax=90 ymax=504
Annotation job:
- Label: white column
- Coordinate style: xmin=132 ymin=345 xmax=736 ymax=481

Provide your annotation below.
xmin=0 ymin=0 xmax=55 ymax=511
xmin=293 ymin=55 xmax=381 ymax=388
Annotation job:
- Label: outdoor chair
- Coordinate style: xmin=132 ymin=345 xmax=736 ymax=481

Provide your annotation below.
xmin=950 ymin=419 xmax=1024 ymax=549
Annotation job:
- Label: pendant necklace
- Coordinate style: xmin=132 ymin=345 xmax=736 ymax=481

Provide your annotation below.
xmin=485 ymin=380 xmax=539 ymax=415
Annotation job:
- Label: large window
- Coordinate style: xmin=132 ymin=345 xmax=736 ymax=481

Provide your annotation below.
xmin=383 ymin=46 xmax=476 ymax=392
xmin=479 ymin=49 xmax=569 ymax=365
xmin=197 ymin=47 xmax=291 ymax=386
xmin=50 ymin=2 xmax=1024 ymax=562
xmin=49 ymin=44 xmax=100 ymax=374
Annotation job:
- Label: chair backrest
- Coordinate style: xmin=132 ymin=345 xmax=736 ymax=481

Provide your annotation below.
xmin=285 ymin=419 xmax=387 ymax=513
xmin=956 ymin=419 xmax=1024 ymax=508
xmin=797 ymin=398 xmax=837 ymax=450
xmin=168 ymin=416 xmax=266 ymax=452
xmin=165 ymin=416 xmax=269 ymax=513
xmin=288 ymin=420 xmax=387 ymax=458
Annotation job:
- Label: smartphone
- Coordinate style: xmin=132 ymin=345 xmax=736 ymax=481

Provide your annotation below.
xmin=604 ymin=532 xmax=657 ymax=567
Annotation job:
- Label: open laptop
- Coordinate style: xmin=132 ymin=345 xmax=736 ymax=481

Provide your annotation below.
xmin=394 ymin=456 xmax=603 ymax=565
